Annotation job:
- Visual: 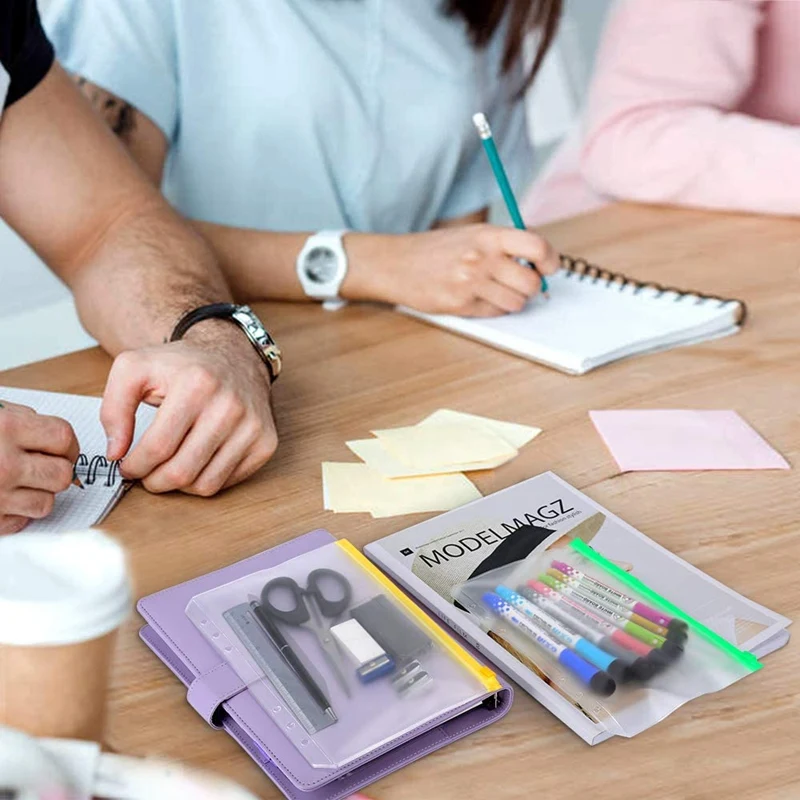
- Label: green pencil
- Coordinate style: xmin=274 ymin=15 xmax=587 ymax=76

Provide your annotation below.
xmin=472 ymin=112 xmax=550 ymax=298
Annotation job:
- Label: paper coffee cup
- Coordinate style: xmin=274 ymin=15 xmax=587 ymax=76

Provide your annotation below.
xmin=0 ymin=530 xmax=131 ymax=741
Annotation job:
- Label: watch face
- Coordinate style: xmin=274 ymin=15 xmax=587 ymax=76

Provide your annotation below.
xmin=304 ymin=246 xmax=339 ymax=284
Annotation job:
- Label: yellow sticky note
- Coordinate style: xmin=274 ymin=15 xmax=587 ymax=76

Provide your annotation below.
xmin=418 ymin=409 xmax=541 ymax=449
xmin=371 ymin=423 xmax=517 ymax=470
xmin=321 ymin=462 xmax=481 ymax=517
xmin=346 ymin=437 xmax=514 ymax=478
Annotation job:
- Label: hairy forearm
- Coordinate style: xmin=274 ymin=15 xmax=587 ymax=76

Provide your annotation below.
xmin=0 ymin=64 xmax=235 ymax=355
xmin=71 ymin=201 xmax=232 ymax=353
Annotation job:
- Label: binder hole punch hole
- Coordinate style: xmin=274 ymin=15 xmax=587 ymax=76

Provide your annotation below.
xmin=301 ymin=739 xmax=310 ymax=747
xmin=272 ymin=705 xmax=282 ymax=714
xmin=212 ymin=632 xmax=220 ymax=639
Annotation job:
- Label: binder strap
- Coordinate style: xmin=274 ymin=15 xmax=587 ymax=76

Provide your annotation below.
xmin=187 ymin=662 xmax=247 ymax=728
xmin=560 ymin=254 xmax=748 ymax=326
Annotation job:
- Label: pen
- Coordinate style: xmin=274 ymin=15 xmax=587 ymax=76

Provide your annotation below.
xmin=518 ymin=585 xmax=657 ymax=678
xmin=495 ymin=586 xmax=631 ymax=682
xmin=482 ymin=591 xmax=615 ymax=696
xmin=472 ymin=111 xmax=550 ymax=298
xmin=522 ymin=582 xmax=653 ymax=657
xmin=545 ymin=568 xmax=670 ymax=637
xmin=248 ymin=598 xmax=335 ymax=720
xmin=538 ymin=574 xmax=684 ymax=661
xmin=550 ymin=560 xmax=687 ymax=635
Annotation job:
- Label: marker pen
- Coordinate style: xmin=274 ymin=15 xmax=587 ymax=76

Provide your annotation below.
xmin=526 ymin=581 xmax=655 ymax=656
xmin=540 ymin=574 xmax=670 ymax=649
xmin=550 ymin=561 xmax=687 ymax=635
xmin=495 ymin=586 xmax=630 ymax=682
xmin=523 ymin=582 xmax=674 ymax=678
xmin=546 ymin=568 xmax=670 ymax=637
xmin=482 ymin=591 xmax=616 ymax=695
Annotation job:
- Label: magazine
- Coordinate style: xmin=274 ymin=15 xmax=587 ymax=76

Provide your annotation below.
xmin=364 ymin=472 xmax=791 ymax=743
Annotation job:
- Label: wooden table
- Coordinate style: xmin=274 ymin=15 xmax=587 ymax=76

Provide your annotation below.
xmin=3 ymin=205 xmax=799 ymax=799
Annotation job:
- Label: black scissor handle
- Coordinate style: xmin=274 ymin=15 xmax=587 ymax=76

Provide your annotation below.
xmin=306 ymin=568 xmax=352 ymax=618
xmin=260 ymin=576 xmax=309 ymax=626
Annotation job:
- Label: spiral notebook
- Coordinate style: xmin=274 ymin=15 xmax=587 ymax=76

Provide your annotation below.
xmin=400 ymin=256 xmax=747 ymax=375
xmin=0 ymin=386 xmax=156 ymax=532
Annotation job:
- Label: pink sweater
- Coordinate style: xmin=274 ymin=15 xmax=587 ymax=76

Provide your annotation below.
xmin=523 ymin=0 xmax=800 ymax=225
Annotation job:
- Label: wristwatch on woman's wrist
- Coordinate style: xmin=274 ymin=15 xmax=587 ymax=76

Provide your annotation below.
xmin=296 ymin=230 xmax=350 ymax=300
xmin=170 ymin=303 xmax=282 ymax=382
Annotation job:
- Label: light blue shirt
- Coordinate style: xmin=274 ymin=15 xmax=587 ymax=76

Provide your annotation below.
xmin=46 ymin=0 xmax=531 ymax=234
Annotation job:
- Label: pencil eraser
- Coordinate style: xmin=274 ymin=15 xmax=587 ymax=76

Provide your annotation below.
xmin=331 ymin=619 xmax=394 ymax=683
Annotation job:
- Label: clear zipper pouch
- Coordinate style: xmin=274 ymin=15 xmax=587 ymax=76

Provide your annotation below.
xmin=185 ymin=540 xmax=498 ymax=770
xmin=453 ymin=539 xmax=760 ymax=737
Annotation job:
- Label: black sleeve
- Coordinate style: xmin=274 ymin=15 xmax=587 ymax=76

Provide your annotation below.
xmin=0 ymin=0 xmax=55 ymax=109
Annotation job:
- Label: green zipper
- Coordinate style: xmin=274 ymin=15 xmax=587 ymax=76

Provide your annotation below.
xmin=570 ymin=538 xmax=761 ymax=671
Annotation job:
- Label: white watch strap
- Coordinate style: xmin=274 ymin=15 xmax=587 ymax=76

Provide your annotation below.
xmin=296 ymin=229 xmax=350 ymax=301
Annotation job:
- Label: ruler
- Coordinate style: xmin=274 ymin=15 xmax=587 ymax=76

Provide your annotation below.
xmin=224 ymin=603 xmax=336 ymax=736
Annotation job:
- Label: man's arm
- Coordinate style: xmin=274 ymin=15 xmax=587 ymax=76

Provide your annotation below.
xmin=0 ymin=63 xmax=277 ymax=496
xmin=0 ymin=64 xmax=230 ymax=351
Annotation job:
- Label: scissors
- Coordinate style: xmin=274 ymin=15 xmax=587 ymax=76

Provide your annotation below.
xmin=261 ymin=569 xmax=353 ymax=696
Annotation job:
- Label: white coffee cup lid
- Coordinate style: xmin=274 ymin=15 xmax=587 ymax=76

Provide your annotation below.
xmin=0 ymin=529 xmax=131 ymax=646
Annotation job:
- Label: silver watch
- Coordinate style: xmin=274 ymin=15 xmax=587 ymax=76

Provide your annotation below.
xmin=170 ymin=303 xmax=282 ymax=382
xmin=296 ymin=230 xmax=350 ymax=300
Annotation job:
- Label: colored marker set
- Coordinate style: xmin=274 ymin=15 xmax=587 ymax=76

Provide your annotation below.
xmin=478 ymin=558 xmax=689 ymax=697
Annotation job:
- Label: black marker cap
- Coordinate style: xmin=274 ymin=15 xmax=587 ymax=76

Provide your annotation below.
xmin=590 ymin=670 xmax=617 ymax=697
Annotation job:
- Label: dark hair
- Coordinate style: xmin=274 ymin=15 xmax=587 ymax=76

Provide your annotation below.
xmin=444 ymin=0 xmax=564 ymax=90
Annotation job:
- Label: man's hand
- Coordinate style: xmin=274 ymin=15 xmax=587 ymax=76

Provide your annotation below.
xmin=0 ymin=402 xmax=80 ymax=534
xmin=100 ymin=327 xmax=278 ymax=496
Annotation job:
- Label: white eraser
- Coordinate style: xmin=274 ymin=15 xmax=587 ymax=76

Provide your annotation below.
xmin=331 ymin=619 xmax=386 ymax=665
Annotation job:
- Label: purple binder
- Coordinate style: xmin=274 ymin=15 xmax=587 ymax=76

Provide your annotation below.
xmin=138 ymin=529 xmax=512 ymax=800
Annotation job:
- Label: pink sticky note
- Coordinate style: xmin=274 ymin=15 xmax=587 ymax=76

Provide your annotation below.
xmin=589 ymin=410 xmax=790 ymax=472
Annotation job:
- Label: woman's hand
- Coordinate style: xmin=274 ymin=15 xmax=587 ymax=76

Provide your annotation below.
xmin=343 ymin=224 xmax=560 ymax=316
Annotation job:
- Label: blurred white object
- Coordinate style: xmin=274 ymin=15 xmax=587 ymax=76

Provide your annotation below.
xmin=0 ymin=727 xmax=260 ymax=800
xmin=0 ymin=727 xmax=74 ymax=799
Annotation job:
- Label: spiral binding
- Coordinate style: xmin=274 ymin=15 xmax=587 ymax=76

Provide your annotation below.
xmin=559 ymin=254 xmax=748 ymax=325
xmin=74 ymin=453 xmax=122 ymax=487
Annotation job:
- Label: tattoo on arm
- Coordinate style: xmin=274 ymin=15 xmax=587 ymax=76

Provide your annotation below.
xmin=74 ymin=76 xmax=136 ymax=139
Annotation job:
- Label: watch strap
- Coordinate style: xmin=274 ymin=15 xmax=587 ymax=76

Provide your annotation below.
xmin=296 ymin=229 xmax=349 ymax=300
xmin=170 ymin=304 xmax=281 ymax=383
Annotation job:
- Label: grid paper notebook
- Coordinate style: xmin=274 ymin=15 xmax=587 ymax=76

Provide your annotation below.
xmin=0 ymin=387 xmax=156 ymax=532
xmin=400 ymin=256 xmax=747 ymax=375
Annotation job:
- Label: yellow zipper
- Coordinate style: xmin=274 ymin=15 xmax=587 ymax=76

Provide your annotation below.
xmin=336 ymin=539 xmax=502 ymax=693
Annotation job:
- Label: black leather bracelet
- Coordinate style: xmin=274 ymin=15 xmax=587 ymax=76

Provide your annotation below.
xmin=170 ymin=303 xmax=282 ymax=383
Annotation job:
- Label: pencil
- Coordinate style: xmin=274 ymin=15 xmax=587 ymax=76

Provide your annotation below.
xmin=72 ymin=466 xmax=85 ymax=490
xmin=472 ymin=112 xmax=550 ymax=298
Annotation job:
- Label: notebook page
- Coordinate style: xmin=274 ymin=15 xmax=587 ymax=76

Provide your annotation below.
xmin=0 ymin=387 xmax=156 ymax=532
xmin=402 ymin=270 xmax=741 ymax=374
